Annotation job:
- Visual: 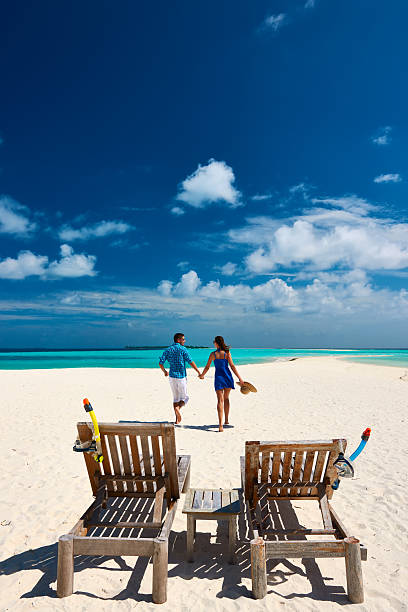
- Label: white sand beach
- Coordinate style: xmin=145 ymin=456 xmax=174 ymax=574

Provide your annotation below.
xmin=1 ymin=357 xmax=407 ymax=611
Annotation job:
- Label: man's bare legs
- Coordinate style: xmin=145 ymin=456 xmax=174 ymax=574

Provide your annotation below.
xmin=173 ymin=400 xmax=185 ymax=424
xmin=215 ymin=389 xmax=224 ymax=431
xmin=223 ymin=388 xmax=231 ymax=425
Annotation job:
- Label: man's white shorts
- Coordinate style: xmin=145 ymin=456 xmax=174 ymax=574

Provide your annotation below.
xmin=169 ymin=376 xmax=189 ymax=405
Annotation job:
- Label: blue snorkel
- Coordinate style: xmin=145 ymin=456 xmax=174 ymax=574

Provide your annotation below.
xmin=332 ymin=428 xmax=371 ymax=490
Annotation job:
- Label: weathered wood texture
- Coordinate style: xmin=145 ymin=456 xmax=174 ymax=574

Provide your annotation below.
xmin=244 ymin=438 xmax=346 ymax=504
xmin=345 ymin=537 xmax=364 ymax=603
xmin=152 ymin=537 xmax=168 ymax=604
xmin=183 ymin=488 xmax=241 ymax=563
xmin=243 ymin=438 xmax=366 ymax=604
xmin=183 ymin=488 xmax=240 ymax=515
xmin=57 ymin=535 xmax=74 ymax=598
xmin=77 ymin=422 xmax=184 ymax=500
xmin=251 ymin=537 xmax=267 ymax=599
xmin=265 ymin=539 xmax=345 ymax=559
xmin=57 ymin=422 xmax=191 ymax=604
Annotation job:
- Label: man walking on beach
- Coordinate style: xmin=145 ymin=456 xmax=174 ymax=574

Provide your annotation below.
xmin=159 ymin=333 xmax=201 ymax=424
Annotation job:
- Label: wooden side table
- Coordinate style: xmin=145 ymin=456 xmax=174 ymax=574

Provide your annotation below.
xmin=182 ymin=488 xmax=241 ymax=563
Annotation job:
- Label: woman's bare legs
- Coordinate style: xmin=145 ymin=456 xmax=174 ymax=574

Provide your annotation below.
xmin=223 ymin=388 xmax=231 ymax=425
xmin=216 ymin=389 xmax=224 ymax=431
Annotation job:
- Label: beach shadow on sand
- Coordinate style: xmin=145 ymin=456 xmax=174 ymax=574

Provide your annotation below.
xmin=119 ymin=419 xmax=234 ymax=432
xmin=0 ymin=491 xmax=350 ymax=604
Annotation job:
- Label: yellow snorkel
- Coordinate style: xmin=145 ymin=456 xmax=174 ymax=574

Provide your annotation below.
xmin=73 ymin=398 xmax=104 ymax=463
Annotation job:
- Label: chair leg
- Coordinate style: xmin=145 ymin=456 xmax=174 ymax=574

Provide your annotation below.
xmin=187 ymin=515 xmax=195 ymax=562
xmin=251 ymin=537 xmax=267 ymax=599
xmin=344 ymin=537 xmax=364 ymax=603
xmin=152 ymin=536 xmax=168 ymax=604
xmin=57 ymin=534 xmax=74 ymax=598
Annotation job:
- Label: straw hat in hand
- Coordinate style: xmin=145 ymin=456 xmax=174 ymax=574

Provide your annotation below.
xmin=238 ymin=381 xmax=257 ymax=395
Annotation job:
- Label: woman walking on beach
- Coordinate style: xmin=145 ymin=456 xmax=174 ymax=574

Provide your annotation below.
xmin=200 ymin=336 xmax=244 ymax=432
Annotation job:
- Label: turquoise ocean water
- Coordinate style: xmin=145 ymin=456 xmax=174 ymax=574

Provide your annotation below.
xmin=1 ymin=348 xmax=408 ymax=370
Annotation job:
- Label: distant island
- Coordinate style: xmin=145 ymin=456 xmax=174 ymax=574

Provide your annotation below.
xmin=125 ymin=345 xmax=209 ymax=350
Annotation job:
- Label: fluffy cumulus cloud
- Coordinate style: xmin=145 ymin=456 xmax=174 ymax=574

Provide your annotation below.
xmin=0 ymin=196 xmax=37 ymax=237
xmin=47 ymin=244 xmax=97 ymax=278
xmin=176 ymin=159 xmax=241 ymax=208
xmin=157 ymin=269 xmax=299 ymax=312
xmin=152 ymin=267 xmax=408 ymax=323
xmin=0 ymin=244 xmax=97 ymax=280
xmin=373 ymin=173 xmax=401 ymax=184
xmin=58 ymin=220 xmax=133 ymax=242
xmin=371 ymin=126 xmax=392 ymax=146
xmin=227 ymin=195 xmax=408 ymax=274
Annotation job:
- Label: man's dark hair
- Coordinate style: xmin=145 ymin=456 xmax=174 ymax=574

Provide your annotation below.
xmin=174 ymin=332 xmax=184 ymax=343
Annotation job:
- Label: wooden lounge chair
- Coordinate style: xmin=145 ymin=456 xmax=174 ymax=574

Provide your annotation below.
xmin=241 ymin=439 xmax=366 ymax=603
xmin=57 ymin=422 xmax=191 ymax=604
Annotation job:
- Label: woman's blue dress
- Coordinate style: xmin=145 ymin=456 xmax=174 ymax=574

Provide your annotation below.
xmin=214 ymin=350 xmax=235 ymax=390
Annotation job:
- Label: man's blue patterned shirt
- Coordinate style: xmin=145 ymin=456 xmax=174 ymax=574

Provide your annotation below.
xmin=159 ymin=343 xmax=193 ymax=378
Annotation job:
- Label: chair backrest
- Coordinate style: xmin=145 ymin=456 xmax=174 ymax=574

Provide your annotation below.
xmin=77 ymin=422 xmax=180 ymax=499
xmin=245 ymin=438 xmax=346 ymax=502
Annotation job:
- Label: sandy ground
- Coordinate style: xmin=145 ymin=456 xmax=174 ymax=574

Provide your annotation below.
xmin=1 ymin=356 xmax=407 ymax=612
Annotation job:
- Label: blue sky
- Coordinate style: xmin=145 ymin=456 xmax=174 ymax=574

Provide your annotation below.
xmin=1 ymin=0 xmax=408 ymax=348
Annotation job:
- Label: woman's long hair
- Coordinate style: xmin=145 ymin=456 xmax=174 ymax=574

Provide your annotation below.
xmin=214 ymin=335 xmax=230 ymax=353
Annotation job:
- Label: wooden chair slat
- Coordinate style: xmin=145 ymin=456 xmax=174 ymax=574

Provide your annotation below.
xmin=202 ymin=490 xmax=212 ymax=510
xmin=313 ymin=450 xmax=328 ymax=484
xmin=213 ymin=490 xmax=222 ymax=509
xmin=269 ymin=451 xmax=281 ymax=497
xmin=140 ymin=436 xmax=153 ymax=493
xmin=118 ymin=435 xmax=134 ymax=493
xmin=151 ymin=435 xmax=162 ymax=477
xmin=221 ymin=490 xmax=229 ymax=508
xmin=107 ymin=435 xmax=124 ymax=493
xmin=290 ymin=450 xmax=305 ymax=497
xmin=192 ymin=490 xmax=202 ymax=509
xmin=129 ymin=435 xmax=144 ymax=493
xmin=100 ymin=434 xmax=114 ymax=493
xmin=260 ymin=451 xmax=270 ymax=482
xmin=280 ymin=451 xmax=292 ymax=496
xmin=300 ymin=451 xmax=315 ymax=496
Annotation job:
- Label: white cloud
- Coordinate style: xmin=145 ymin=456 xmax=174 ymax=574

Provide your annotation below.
xmin=371 ymin=126 xmax=392 ymax=146
xmin=157 ymin=280 xmax=173 ymax=296
xmin=0 ymin=244 xmax=97 ymax=280
xmin=0 ymin=251 xmax=48 ymax=279
xmin=227 ymin=194 xmax=408 ymax=274
xmin=262 ymin=14 xmax=286 ymax=32
xmin=58 ymin=220 xmax=133 ymax=242
xmin=47 ymin=244 xmax=97 ymax=278
xmin=177 ymin=261 xmax=189 ymax=270
xmin=157 ymin=269 xmax=299 ymax=312
xmin=170 ymin=206 xmax=185 ymax=216
xmin=0 ymin=196 xmax=37 ymax=237
xmin=304 ymin=0 xmax=315 ymax=7
xmin=251 ymin=193 xmax=272 ymax=201
xmin=173 ymin=270 xmax=201 ymax=296
xmin=219 ymin=262 xmax=237 ymax=276
xmin=374 ymin=173 xmax=401 ymax=184
xmin=177 ymin=159 xmax=241 ymax=208
xmin=289 ymin=183 xmax=312 ymax=199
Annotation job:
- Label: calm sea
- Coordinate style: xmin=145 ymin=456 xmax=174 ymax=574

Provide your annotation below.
xmin=1 ymin=348 xmax=408 ymax=370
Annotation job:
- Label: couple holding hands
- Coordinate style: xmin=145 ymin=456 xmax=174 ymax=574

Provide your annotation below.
xmin=159 ymin=332 xmax=245 ymax=432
